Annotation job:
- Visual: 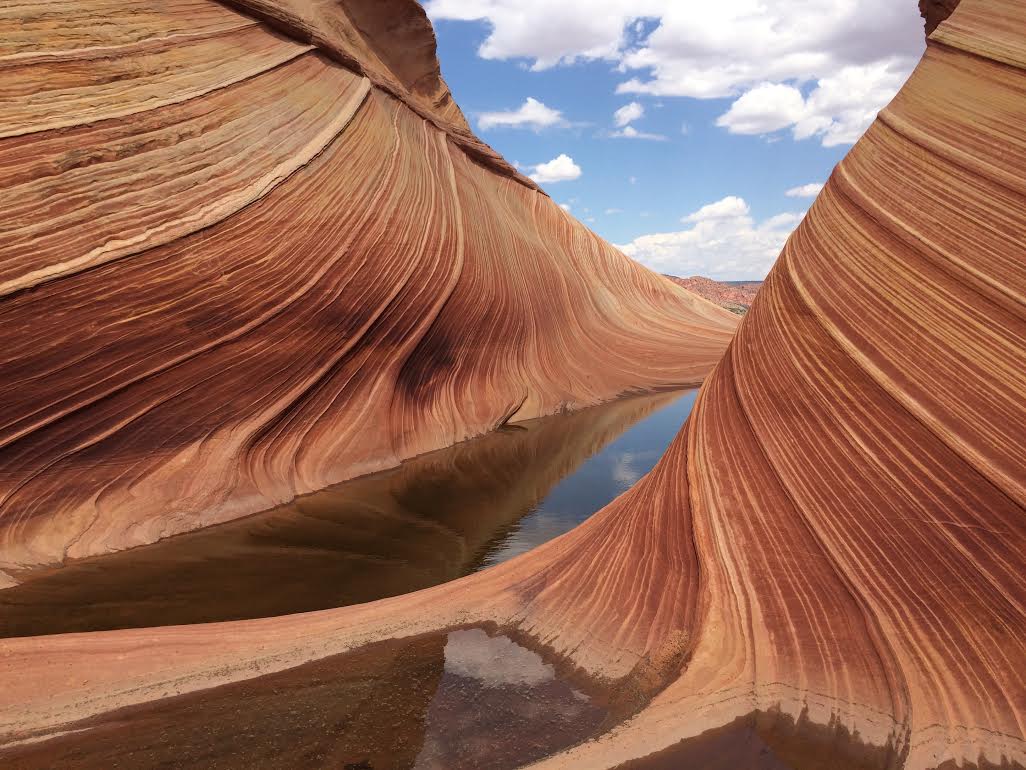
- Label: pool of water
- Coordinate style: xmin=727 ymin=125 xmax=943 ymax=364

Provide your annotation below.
xmin=615 ymin=710 xmax=902 ymax=770
xmin=0 ymin=626 xmax=614 ymax=769
xmin=0 ymin=626 xmax=905 ymax=770
xmin=476 ymin=389 xmax=698 ymax=569
xmin=0 ymin=389 xmax=697 ymax=638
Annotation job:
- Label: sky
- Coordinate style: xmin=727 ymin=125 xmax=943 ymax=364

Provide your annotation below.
xmin=425 ymin=0 xmax=927 ymax=280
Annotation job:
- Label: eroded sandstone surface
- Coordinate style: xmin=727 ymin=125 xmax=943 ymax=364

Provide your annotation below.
xmin=1 ymin=1 xmax=1025 ymax=769
xmin=0 ymin=0 xmax=736 ymax=579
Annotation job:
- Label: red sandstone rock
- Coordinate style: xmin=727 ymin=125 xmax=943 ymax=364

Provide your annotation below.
xmin=920 ymin=0 xmax=962 ymax=35
xmin=0 ymin=0 xmax=736 ymax=578
xmin=1 ymin=1 xmax=1025 ymax=769
xmin=663 ymin=275 xmax=761 ymax=314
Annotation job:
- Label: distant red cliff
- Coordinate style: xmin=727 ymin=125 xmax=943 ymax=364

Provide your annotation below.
xmin=664 ymin=275 xmax=762 ymax=315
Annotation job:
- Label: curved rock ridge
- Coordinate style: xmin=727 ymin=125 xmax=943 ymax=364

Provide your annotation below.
xmin=2 ymin=0 xmax=1024 ymax=768
xmin=920 ymin=0 xmax=962 ymax=35
xmin=0 ymin=0 xmax=738 ymax=577
xmin=218 ymin=0 xmax=535 ymax=184
xmin=0 ymin=391 xmax=683 ymax=638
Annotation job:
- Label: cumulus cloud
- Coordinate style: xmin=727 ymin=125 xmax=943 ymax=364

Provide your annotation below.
xmin=786 ymin=182 xmax=824 ymax=198
xmin=529 ymin=154 xmax=582 ymax=183
xmin=617 ymin=196 xmax=803 ymax=280
xmin=614 ymin=101 xmax=644 ymax=127
xmin=426 ymin=0 xmax=925 ymax=146
xmin=716 ymin=62 xmax=912 ymax=145
xmin=683 ymin=195 xmax=749 ymax=222
xmin=715 ymin=83 xmax=807 ymax=135
xmin=478 ymin=96 xmax=565 ymax=130
xmin=610 ymin=125 xmax=667 ymax=140
xmin=605 ymin=207 xmax=623 ymax=215
xmin=607 ymin=101 xmax=665 ymax=139
xmin=791 ymin=62 xmax=911 ymax=145
xmin=425 ymin=0 xmax=654 ymax=70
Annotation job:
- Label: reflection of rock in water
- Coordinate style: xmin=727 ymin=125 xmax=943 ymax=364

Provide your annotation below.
xmin=0 ymin=391 xmax=682 ymax=638
xmin=0 ymin=628 xmax=609 ymax=770
xmin=616 ymin=709 xmax=903 ymax=770
xmin=1 ymin=633 xmax=448 ymax=770
xmin=0 ymin=0 xmax=738 ymax=580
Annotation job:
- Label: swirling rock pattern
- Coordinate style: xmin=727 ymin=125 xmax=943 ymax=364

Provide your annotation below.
xmin=0 ymin=0 xmax=736 ymax=579
xmin=2 ymin=1 xmax=1025 ymax=769
xmin=0 ymin=391 xmax=683 ymax=638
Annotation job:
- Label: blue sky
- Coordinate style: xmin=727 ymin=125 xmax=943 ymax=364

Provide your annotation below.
xmin=426 ymin=0 xmax=927 ymax=280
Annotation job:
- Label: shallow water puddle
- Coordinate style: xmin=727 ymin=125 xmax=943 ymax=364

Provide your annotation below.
xmin=412 ymin=629 xmax=608 ymax=768
xmin=1 ymin=389 xmax=697 ymax=637
xmin=616 ymin=710 xmax=905 ymax=770
xmin=0 ymin=627 xmax=610 ymax=770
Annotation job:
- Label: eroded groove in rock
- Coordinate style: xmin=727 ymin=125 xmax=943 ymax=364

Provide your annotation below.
xmin=2 ymin=1 xmax=1023 ymax=769
xmin=0 ymin=1 xmax=258 ymax=64
xmin=0 ymin=54 xmax=370 ymax=297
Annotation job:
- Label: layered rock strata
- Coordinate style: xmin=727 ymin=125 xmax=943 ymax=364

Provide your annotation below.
xmin=663 ymin=276 xmax=761 ymax=315
xmin=0 ymin=0 xmax=736 ymax=579
xmin=2 ymin=1 xmax=1025 ymax=769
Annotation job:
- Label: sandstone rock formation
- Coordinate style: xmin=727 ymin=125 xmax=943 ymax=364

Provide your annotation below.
xmin=920 ymin=0 xmax=962 ymax=35
xmin=0 ymin=0 xmax=736 ymax=581
xmin=2 ymin=0 xmax=1025 ymax=769
xmin=664 ymin=275 xmax=761 ymax=315
xmin=0 ymin=391 xmax=680 ymax=638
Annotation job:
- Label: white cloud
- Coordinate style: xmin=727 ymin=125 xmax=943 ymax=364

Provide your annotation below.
xmin=617 ymin=196 xmax=803 ymax=280
xmin=786 ymin=182 xmax=824 ymax=198
xmin=605 ymin=207 xmax=623 ymax=215
xmin=425 ymin=0 xmax=658 ymax=70
xmin=716 ymin=61 xmax=912 ymax=145
xmin=614 ymin=101 xmax=644 ymax=127
xmin=529 ymin=153 xmax=582 ymax=183
xmin=610 ymin=125 xmax=667 ymax=141
xmin=559 ymin=203 xmax=572 ymax=211
xmin=612 ymin=451 xmax=642 ymax=486
xmin=792 ymin=62 xmax=911 ymax=145
xmin=715 ymin=83 xmax=807 ymax=135
xmin=684 ymin=195 xmax=749 ymax=222
xmin=478 ymin=96 xmax=565 ymax=130
xmin=426 ymin=0 xmax=925 ymax=147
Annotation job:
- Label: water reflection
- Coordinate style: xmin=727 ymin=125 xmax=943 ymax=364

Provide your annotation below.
xmin=477 ymin=390 xmax=698 ymax=568
xmin=0 ymin=628 xmax=609 ymax=770
xmin=0 ymin=389 xmax=696 ymax=638
xmin=412 ymin=629 xmax=608 ymax=769
xmin=614 ymin=710 xmax=905 ymax=770
xmin=3 ymin=630 xmax=998 ymax=770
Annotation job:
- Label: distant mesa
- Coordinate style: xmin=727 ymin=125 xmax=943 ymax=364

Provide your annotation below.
xmin=663 ymin=274 xmax=762 ymax=315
